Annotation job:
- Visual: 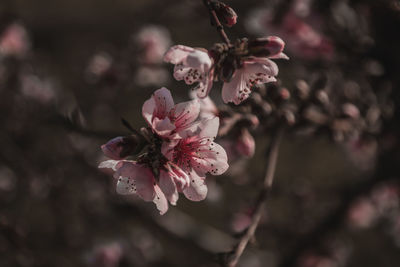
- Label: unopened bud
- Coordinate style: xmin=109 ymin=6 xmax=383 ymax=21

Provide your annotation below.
xmin=248 ymin=36 xmax=285 ymax=57
xmin=279 ymin=88 xmax=291 ymax=100
xmin=236 ymin=129 xmax=255 ymax=157
xmin=101 ymin=135 xmax=140 ymax=160
xmin=315 ymin=90 xmax=329 ymax=106
xmin=295 ymin=79 xmax=310 ymax=99
xmin=219 ymin=54 xmax=238 ymax=82
xmin=342 ymin=103 xmax=360 ymax=119
xmin=211 ymin=1 xmax=238 ymax=27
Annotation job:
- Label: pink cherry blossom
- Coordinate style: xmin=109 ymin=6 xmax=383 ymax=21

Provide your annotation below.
xmin=222 ymin=57 xmax=279 ymax=104
xmin=163 ymin=117 xmax=229 ymax=201
xmin=142 ymin=87 xmax=200 ymax=138
xmin=88 ymin=242 xmax=123 ymax=267
xmin=164 ymin=45 xmax=214 ymax=98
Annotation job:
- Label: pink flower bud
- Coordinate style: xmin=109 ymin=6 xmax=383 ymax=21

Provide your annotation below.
xmin=248 ymin=36 xmax=286 ymax=58
xmin=236 ymin=129 xmax=255 ymax=157
xmin=211 ymin=1 xmax=238 ymax=27
xmin=0 ymin=23 xmax=30 ymax=58
xmin=89 ymin=243 xmax=123 ymax=267
xmin=101 ymin=136 xmax=139 ymax=160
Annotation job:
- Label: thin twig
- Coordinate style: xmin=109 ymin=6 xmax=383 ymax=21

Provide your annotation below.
xmin=225 ymin=126 xmax=285 ymax=267
xmin=202 ymin=0 xmax=231 ymax=45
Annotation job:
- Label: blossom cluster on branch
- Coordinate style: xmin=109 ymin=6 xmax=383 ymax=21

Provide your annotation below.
xmin=98 ymin=0 xmax=288 ymax=215
xmin=99 ymin=88 xmax=228 ymax=214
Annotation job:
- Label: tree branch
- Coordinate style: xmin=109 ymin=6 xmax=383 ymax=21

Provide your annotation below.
xmin=202 ymin=0 xmax=231 ymax=45
xmin=225 ymin=126 xmax=285 ymax=267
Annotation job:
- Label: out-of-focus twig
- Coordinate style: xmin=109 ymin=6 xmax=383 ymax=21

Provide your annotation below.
xmin=225 ymin=126 xmax=285 ymax=267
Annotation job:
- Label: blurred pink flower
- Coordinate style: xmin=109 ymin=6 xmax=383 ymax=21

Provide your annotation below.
xmin=164 ymin=45 xmax=214 ymax=98
xmin=88 ymin=242 xmax=123 ymax=267
xmin=247 ymin=9 xmax=333 ymax=60
xmin=20 ymin=74 xmax=55 ymax=104
xmin=142 ymin=87 xmax=201 ymax=138
xmin=0 ymin=23 xmax=30 ymax=58
xmin=134 ymin=66 xmax=169 ymax=87
xmin=347 ymin=197 xmax=377 ymax=228
xmin=136 ymin=25 xmax=171 ymax=65
xmin=222 ymin=57 xmax=279 ymax=104
xmin=231 ymin=211 xmax=252 ymax=233
xmin=163 ymin=117 xmax=229 ymax=201
xmin=86 ymin=52 xmax=113 ymax=81
xmin=371 ymin=184 xmax=399 ymax=214
xmin=236 ymin=128 xmax=256 ymax=157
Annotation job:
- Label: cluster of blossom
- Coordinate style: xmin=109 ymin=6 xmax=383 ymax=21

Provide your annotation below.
xmin=163 ymin=35 xmax=288 ymax=105
xmin=86 ymin=25 xmax=171 ymax=86
xmin=297 ymin=241 xmax=350 ymax=267
xmin=99 ymin=88 xmax=229 ymax=214
xmin=97 ymin=1 xmax=290 ymax=214
xmin=347 ymin=182 xmax=400 ymax=230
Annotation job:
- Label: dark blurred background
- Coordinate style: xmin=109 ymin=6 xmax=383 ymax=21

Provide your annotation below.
xmin=1 ymin=0 xmax=400 ymax=266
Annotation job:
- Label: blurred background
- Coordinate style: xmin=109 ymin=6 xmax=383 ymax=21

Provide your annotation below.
xmin=1 ymin=0 xmax=400 ymax=266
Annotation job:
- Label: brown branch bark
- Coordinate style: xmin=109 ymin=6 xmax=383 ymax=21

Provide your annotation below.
xmin=225 ymin=126 xmax=285 ymax=267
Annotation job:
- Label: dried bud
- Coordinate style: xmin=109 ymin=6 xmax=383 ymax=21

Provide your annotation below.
xmin=219 ymin=54 xmax=239 ymax=82
xmin=248 ymin=36 xmax=285 ymax=57
xmin=236 ymin=128 xmax=255 ymax=157
xmin=211 ymin=1 xmax=238 ymax=27
xmin=101 ymin=135 xmax=140 ymax=160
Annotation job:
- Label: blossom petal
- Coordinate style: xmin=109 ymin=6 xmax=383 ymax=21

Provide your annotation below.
xmin=164 ymin=45 xmax=194 ymax=64
xmin=221 ymin=69 xmax=247 ymax=105
xmin=245 ymin=58 xmax=279 ymax=76
xmin=114 ymin=162 xmax=155 ymax=201
xmin=199 ymin=117 xmax=219 ymax=139
xmin=153 ymin=184 xmax=169 ymax=215
xmin=159 ymin=170 xmax=179 ymax=205
xmin=142 ymin=87 xmax=174 ymax=127
xmin=170 ymin=99 xmax=200 ymax=131
xmin=195 ymin=68 xmax=214 ymax=99
xmin=152 ymin=117 xmax=175 ymax=137
xmin=98 ymin=160 xmax=120 ymax=171
xmin=192 ymin=142 xmax=229 ymax=176
xmin=173 ymin=65 xmax=191 ymax=81
xmin=185 ymin=50 xmax=212 ymax=73
xmin=183 ymin=171 xmax=208 ymax=201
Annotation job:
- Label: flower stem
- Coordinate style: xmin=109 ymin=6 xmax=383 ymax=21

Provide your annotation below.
xmin=225 ymin=126 xmax=285 ymax=267
xmin=202 ymin=0 xmax=231 ymax=46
